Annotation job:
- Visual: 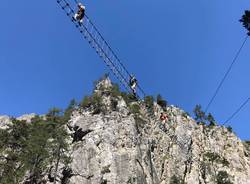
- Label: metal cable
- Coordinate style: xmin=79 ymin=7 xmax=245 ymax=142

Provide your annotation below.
xmin=56 ymin=0 xmax=146 ymax=98
xmin=205 ymin=35 xmax=248 ymax=113
xmin=223 ymin=97 xmax=250 ymax=125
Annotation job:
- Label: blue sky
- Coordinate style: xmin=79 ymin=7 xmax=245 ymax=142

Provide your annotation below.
xmin=0 ymin=1 xmax=249 ymax=140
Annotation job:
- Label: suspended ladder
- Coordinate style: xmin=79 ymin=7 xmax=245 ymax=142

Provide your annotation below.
xmin=56 ymin=0 xmax=146 ymax=99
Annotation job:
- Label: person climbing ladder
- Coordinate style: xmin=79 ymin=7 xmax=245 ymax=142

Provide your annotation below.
xmin=56 ymin=0 xmax=147 ymax=99
xmin=129 ymin=75 xmax=137 ymax=95
xmin=74 ymin=2 xmax=86 ymax=25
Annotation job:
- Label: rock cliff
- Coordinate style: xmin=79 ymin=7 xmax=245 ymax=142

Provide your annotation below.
xmin=1 ymin=78 xmax=250 ymax=184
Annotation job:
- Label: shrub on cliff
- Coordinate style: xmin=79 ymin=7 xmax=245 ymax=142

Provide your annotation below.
xmin=0 ymin=109 xmax=70 ymax=184
xmin=216 ymin=171 xmax=233 ymax=184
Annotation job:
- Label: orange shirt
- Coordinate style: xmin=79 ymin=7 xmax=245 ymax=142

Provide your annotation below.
xmin=160 ymin=114 xmax=168 ymax=121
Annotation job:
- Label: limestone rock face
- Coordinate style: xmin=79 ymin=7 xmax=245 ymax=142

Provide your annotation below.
xmin=1 ymin=78 xmax=250 ymax=184
xmin=0 ymin=116 xmax=12 ymax=129
xmin=17 ymin=113 xmax=37 ymax=123
xmin=0 ymin=113 xmax=37 ymax=129
xmin=64 ymin=78 xmax=250 ymax=184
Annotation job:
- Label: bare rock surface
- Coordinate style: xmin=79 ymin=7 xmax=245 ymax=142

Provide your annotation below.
xmin=65 ymin=78 xmax=250 ymax=184
xmin=0 ymin=115 xmax=12 ymax=129
xmin=2 ymin=78 xmax=250 ymax=184
xmin=17 ymin=113 xmax=37 ymax=123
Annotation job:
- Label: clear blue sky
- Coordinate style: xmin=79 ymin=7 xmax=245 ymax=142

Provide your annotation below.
xmin=0 ymin=1 xmax=249 ymax=140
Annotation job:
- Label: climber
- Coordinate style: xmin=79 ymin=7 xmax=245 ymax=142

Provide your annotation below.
xmin=159 ymin=112 xmax=168 ymax=133
xmin=74 ymin=2 xmax=86 ymax=25
xmin=240 ymin=10 xmax=250 ymax=35
xmin=129 ymin=75 xmax=137 ymax=95
xmin=160 ymin=112 xmax=168 ymax=122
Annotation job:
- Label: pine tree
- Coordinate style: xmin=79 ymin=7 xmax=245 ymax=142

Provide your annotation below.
xmin=193 ymin=105 xmax=206 ymax=124
xmin=207 ymin=113 xmax=216 ymax=127
xmin=156 ymin=94 xmax=167 ymax=109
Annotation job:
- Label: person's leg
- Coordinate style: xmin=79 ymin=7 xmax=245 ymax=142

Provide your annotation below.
xmin=133 ymin=87 xmax=137 ymax=94
xmin=132 ymin=83 xmax=136 ymax=89
xmin=247 ymin=23 xmax=250 ymax=29
xmin=74 ymin=14 xmax=78 ymax=20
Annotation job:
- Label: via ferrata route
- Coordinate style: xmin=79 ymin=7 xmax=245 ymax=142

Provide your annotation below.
xmin=56 ymin=0 xmax=146 ymax=99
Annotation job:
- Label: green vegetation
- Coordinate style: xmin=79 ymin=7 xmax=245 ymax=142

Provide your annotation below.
xmin=144 ymin=95 xmax=154 ymax=113
xmin=193 ymin=105 xmax=219 ymax=128
xmin=80 ymin=93 xmax=105 ymax=114
xmin=156 ymin=94 xmax=167 ymax=110
xmin=170 ymin=175 xmax=186 ymax=184
xmin=204 ymin=152 xmax=220 ymax=162
xmin=204 ymin=152 xmax=230 ymax=167
xmin=216 ymin=171 xmax=233 ymax=184
xmin=80 ymin=96 xmax=92 ymax=109
xmin=243 ymin=141 xmax=250 ymax=156
xmin=110 ymin=84 xmax=121 ymax=97
xmin=134 ymin=116 xmax=146 ymax=130
xmin=121 ymin=92 xmax=137 ymax=104
xmin=0 ymin=109 xmax=70 ymax=184
xmin=207 ymin=113 xmax=216 ymax=127
xmin=221 ymin=158 xmax=230 ymax=167
xmin=128 ymin=103 xmax=146 ymax=130
xmin=129 ymin=104 xmax=141 ymax=114
xmin=245 ymin=141 xmax=250 ymax=145
xmin=193 ymin=105 xmax=207 ymax=124
xmin=91 ymin=93 xmax=104 ymax=114
xmin=226 ymin=126 xmax=233 ymax=133
xmin=182 ymin=111 xmax=190 ymax=119
xmin=111 ymin=98 xmax=118 ymax=111
xmin=101 ymin=165 xmax=111 ymax=174
xmin=93 ymin=73 xmax=109 ymax=90
xmin=64 ymin=99 xmax=78 ymax=122
xmin=127 ymin=177 xmax=136 ymax=184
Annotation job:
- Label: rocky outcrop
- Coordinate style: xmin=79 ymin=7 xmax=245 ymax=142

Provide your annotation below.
xmin=64 ymin=78 xmax=250 ymax=184
xmin=1 ymin=78 xmax=250 ymax=184
xmin=0 ymin=116 xmax=12 ymax=129
xmin=0 ymin=113 xmax=37 ymax=129
xmin=17 ymin=113 xmax=37 ymax=123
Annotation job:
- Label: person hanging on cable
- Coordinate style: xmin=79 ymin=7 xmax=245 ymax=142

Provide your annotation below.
xmin=74 ymin=2 xmax=86 ymax=25
xmin=240 ymin=10 xmax=250 ymax=36
xmin=129 ymin=75 xmax=137 ymax=95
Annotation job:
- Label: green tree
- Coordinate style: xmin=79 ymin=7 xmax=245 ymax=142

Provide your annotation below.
xmin=193 ymin=105 xmax=206 ymax=124
xmin=121 ymin=92 xmax=137 ymax=104
xmin=80 ymin=93 xmax=105 ymax=114
xmin=91 ymin=93 xmax=104 ymax=114
xmin=64 ymin=99 xmax=78 ymax=122
xmin=156 ymin=94 xmax=167 ymax=109
xmin=144 ymin=96 xmax=154 ymax=113
xmin=0 ymin=119 xmax=30 ymax=183
xmin=130 ymin=104 xmax=141 ymax=115
xmin=110 ymin=84 xmax=121 ymax=97
xmin=49 ymin=123 xmax=70 ymax=184
xmin=0 ymin=110 xmax=70 ymax=183
xmin=80 ymin=96 xmax=91 ymax=109
xmin=207 ymin=113 xmax=216 ymax=127
xmin=226 ymin=126 xmax=233 ymax=133
xmin=20 ymin=120 xmax=52 ymax=183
